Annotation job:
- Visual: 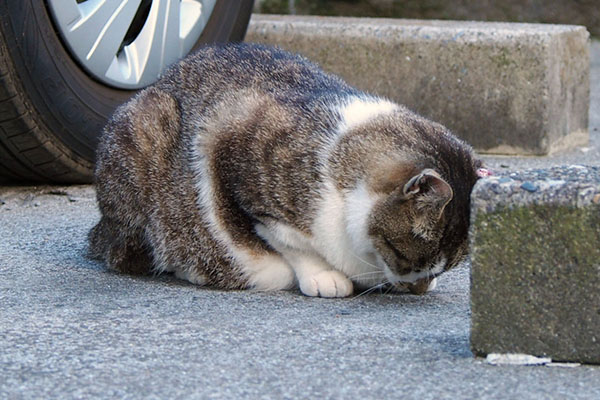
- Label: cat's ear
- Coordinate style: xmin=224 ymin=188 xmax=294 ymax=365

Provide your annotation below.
xmin=403 ymin=169 xmax=453 ymax=216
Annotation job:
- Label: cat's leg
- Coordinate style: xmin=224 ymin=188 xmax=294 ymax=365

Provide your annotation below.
xmin=88 ymin=216 xmax=153 ymax=275
xmin=427 ymin=277 xmax=438 ymax=292
xmin=174 ymin=268 xmax=207 ymax=286
xmin=88 ymin=216 xmax=111 ymax=260
xmin=280 ymin=249 xmax=353 ymax=298
xmin=107 ymin=235 xmax=153 ymax=276
xmin=254 ymin=223 xmax=353 ymax=297
xmin=242 ymin=252 xmax=296 ymax=291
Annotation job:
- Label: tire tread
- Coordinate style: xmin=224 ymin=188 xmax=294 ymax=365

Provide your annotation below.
xmin=0 ymin=1 xmax=93 ymax=183
xmin=0 ymin=0 xmax=254 ymax=184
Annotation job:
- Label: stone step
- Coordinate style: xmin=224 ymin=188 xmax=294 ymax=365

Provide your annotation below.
xmin=253 ymin=0 xmax=600 ymax=38
xmin=246 ymin=15 xmax=590 ymax=156
xmin=469 ymin=166 xmax=600 ymax=364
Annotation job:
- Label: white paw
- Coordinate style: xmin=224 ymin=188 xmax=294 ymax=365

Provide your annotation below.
xmin=299 ymin=270 xmax=353 ymax=298
xmin=250 ymin=262 xmax=295 ymax=291
xmin=175 ymin=268 xmax=207 ymax=286
xmin=246 ymin=254 xmax=295 ymax=291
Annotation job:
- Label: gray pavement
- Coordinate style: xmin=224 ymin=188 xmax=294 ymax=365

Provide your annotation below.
xmin=1 ymin=41 xmax=599 ymax=400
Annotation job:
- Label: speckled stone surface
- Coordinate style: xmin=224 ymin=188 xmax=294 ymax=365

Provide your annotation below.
xmin=470 ymin=165 xmax=600 ymax=364
xmin=253 ymin=0 xmax=600 ymax=37
xmin=247 ymin=14 xmax=590 ymax=155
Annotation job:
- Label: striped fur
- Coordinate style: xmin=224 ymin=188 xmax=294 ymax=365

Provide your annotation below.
xmin=89 ymin=44 xmax=481 ymax=297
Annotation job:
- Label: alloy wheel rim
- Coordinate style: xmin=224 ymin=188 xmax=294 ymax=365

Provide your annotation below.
xmin=47 ymin=0 xmax=216 ymax=89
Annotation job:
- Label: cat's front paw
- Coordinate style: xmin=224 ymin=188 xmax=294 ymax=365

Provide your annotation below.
xmin=299 ymin=270 xmax=353 ymax=298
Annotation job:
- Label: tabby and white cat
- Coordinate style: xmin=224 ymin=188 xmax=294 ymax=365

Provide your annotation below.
xmin=89 ymin=43 xmax=483 ymax=297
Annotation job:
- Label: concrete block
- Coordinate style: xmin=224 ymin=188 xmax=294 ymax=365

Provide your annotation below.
xmin=469 ymin=165 xmax=600 ymax=364
xmin=254 ymin=0 xmax=600 ymax=38
xmin=247 ymin=15 xmax=590 ymax=155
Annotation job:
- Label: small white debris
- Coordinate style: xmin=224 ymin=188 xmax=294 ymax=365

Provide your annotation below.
xmin=579 ymin=147 xmax=591 ymax=153
xmin=485 ymin=353 xmax=552 ymax=366
xmin=546 ymin=362 xmax=581 ymax=368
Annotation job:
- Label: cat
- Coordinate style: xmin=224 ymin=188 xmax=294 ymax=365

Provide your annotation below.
xmin=88 ymin=43 xmax=484 ymax=298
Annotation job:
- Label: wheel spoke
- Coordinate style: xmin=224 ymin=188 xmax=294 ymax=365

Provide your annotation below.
xmin=180 ymin=0 xmax=203 ymax=41
xmin=84 ymin=0 xmax=144 ymax=75
xmin=47 ymin=0 xmax=84 ymax=30
xmin=181 ymin=0 xmax=216 ymax=50
xmin=155 ymin=0 xmax=182 ymax=67
xmin=47 ymin=0 xmax=218 ymax=88
xmin=125 ymin=0 xmax=182 ymax=86
xmin=48 ymin=0 xmax=142 ymax=77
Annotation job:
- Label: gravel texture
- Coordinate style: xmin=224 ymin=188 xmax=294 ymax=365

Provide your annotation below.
xmin=472 ymin=165 xmax=600 ymax=210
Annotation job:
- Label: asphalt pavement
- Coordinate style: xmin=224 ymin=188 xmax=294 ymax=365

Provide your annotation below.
xmin=1 ymin=41 xmax=599 ymax=400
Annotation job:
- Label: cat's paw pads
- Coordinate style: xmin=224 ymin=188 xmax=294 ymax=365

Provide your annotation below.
xmin=300 ymin=270 xmax=353 ymax=298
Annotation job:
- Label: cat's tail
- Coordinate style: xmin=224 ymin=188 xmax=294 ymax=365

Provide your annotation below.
xmin=87 ymin=217 xmax=109 ymax=261
xmin=87 ymin=216 xmax=154 ymax=275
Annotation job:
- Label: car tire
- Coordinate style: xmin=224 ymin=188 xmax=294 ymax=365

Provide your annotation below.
xmin=0 ymin=0 xmax=253 ymax=184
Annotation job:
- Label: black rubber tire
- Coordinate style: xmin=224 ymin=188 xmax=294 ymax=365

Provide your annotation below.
xmin=0 ymin=0 xmax=254 ymax=184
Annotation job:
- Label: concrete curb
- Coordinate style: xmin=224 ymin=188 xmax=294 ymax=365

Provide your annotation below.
xmin=246 ymin=14 xmax=590 ymax=155
xmin=469 ymin=166 xmax=600 ymax=364
xmin=253 ymin=0 xmax=600 ymax=38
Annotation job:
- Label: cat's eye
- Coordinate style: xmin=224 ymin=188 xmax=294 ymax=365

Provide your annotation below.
xmin=384 ymin=237 xmax=409 ymax=263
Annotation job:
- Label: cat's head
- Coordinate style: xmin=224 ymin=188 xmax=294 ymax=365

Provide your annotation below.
xmin=360 ymin=119 xmax=483 ymax=287
xmin=367 ymin=166 xmax=463 ymax=285
xmin=330 ymin=106 xmax=485 ymax=289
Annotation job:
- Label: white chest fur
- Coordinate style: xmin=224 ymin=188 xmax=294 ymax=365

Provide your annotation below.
xmin=312 ymin=180 xmax=382 ymax=283
xmin=256 ymin=179 xmax=384 ymax=288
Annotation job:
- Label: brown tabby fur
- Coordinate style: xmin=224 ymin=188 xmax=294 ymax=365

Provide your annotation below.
xmin=89 ymin=43 xmax=481 ymax=296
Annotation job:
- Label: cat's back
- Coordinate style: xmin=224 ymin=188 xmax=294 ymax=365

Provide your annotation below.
xmin=155 ymin=43 xmax=359 ymax=109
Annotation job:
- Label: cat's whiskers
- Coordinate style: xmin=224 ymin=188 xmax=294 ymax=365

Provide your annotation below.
xmin=347 ymin=253 xmax=387 ymax=290
xmin=351 ymin=281 xmax=390 ymax=300
xmin=347 ymin=270 xmax=385 ymax=281
xmin=349 ymin=252 xmax=383 ymax=272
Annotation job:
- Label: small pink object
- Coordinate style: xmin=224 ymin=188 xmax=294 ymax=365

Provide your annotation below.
xmin=476 ymin=168 xmax=493 ymax=178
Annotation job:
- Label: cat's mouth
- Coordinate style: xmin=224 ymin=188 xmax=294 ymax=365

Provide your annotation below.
xmin=381 ymin=256 xmax=446 ymax=284
xmin=395 ymin=269 xmax=443 ymax=284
